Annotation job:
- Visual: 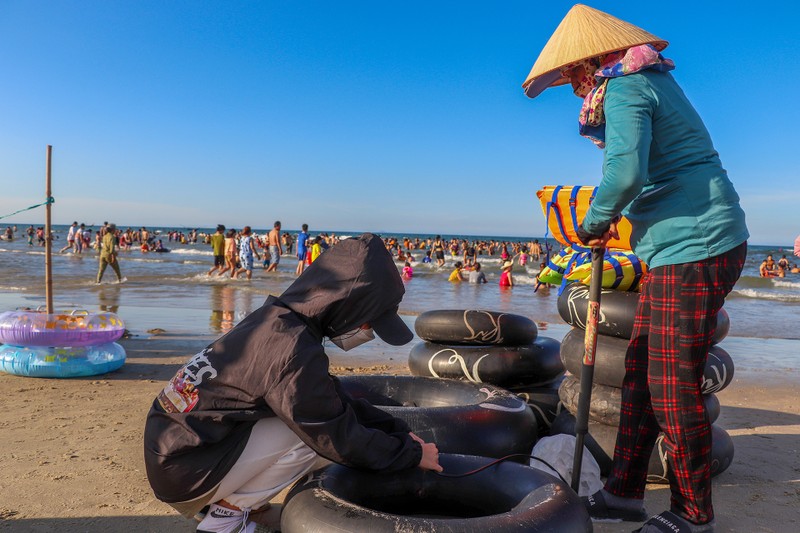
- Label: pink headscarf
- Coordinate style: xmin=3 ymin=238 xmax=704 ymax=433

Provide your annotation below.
xmin=569 ymin=44 xmax=675 ymax=148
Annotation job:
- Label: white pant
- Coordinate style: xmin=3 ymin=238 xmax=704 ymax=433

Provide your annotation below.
xmin=208 ymin=417 xmax=319 ymax=511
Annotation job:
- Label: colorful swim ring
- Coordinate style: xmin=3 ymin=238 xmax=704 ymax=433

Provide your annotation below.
xmin=565 ymin=249 xmax=647 ymax=291
xmin=0 ymin=310 xmax=125 ymax=347
xmin=537 ymin=246 xmax=647 ymax=292
xmin=0 ymin=342 xmax=126 ymax=378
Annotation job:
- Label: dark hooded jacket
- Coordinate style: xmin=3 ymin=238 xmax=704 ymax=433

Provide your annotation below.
xmin=143 ymin=234 xmax=421 ymax=503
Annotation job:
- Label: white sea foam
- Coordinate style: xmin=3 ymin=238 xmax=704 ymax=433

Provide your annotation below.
xmin=732 ymin=288 xmax=800 ymax=302
xmin=166 ymin=247 xmax=213 ymax=256
xmin=126 ymin=257 xmax=169 ymax=264
xmin=773 ymin=280 xmax=800 ymax=289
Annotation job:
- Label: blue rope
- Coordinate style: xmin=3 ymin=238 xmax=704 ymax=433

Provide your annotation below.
xmin=0 ymin=197 xmax=55 ymax=220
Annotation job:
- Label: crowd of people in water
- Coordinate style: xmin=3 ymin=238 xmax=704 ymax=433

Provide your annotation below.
xmin=1 ymin=223 xmax=553 ymax=287
xmin=199 ymin=226 xmax=551 ymax=286
xmin=759 ymin=253 xmax=800 ymax=277
xmin=6 ymin=222 xmax=799 ymax=287
xmin=1 ymin=222 xmax=172 ymax=254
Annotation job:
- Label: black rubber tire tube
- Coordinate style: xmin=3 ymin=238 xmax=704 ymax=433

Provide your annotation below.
xmin=280 ymin=453 xmax=593 ymax=532
xmin=505 ymin=374 xmax=566 ymax=435
xmin=408 ymin=337 xmax=563 ymax=387
xmin=557 ymin=283 xmax=730 ymax=344
xmin=414 ymin=309 xmax=537 ymax=345
xmin=560 ymin=328 xmax=735 ymax=393
xmin=338 ymin=375 xmax=537 ymax=458
xmin=549 ymin=411 xmax=734 ymax=482
xmin=557 ymin=373 xmax=720 ymax=426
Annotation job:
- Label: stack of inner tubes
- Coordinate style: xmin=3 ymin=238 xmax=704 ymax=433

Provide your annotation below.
xmin=550 ymin=283 xmax=735 ymax=483
xmin=279 ymin=310 xmax=597 ymax=532
xmin=0 ymin=310 xmax=126 ymax=378
xmin=409 ymin=309 xmax=565 ymax=435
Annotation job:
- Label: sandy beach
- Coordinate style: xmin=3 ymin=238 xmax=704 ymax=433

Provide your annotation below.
xmin=0 ymin=333 xmax=797 ymax=533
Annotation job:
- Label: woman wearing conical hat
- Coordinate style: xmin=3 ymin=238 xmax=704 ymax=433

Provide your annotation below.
xmin=524 ymin=5 xmax=748 ymax=532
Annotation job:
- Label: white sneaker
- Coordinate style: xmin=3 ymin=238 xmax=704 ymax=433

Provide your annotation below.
xmin=196 ymin=504 xmax=256 ymax=533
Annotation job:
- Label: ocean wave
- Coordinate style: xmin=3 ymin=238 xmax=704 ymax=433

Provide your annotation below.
xmin=126 ymin=257 xmax=169 ymax=264
xmin=773 ymin=280 xmax=800 ymax=289
xmin=730 ymin=288 xmax=800 ymax=303
xmin=0 ymin=286 xmax=27 ymax=291
xmin=734 ymin=275 xmax=783 ymax=289
xmin=5 ymin=249 xmax=48 ymax=256
xmin=165 ymin=247 xmax=213 ymax=256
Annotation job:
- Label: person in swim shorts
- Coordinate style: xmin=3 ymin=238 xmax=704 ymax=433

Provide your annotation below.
xmin=265 ymin=221 xmax=282 ymax=273
xmin=295 ymin=224 xmax=309 ymax=276
xmin=432 ymin=235 xmax=445 ymax=267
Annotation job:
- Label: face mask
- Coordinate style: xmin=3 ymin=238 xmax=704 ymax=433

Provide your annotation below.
xmin=563 ymin=60 xmax=599 ymax=99
xmin=572 ymin=70 xmax=597 ymax=98
xmin=330 ymin=327 xmax=375 ymax=351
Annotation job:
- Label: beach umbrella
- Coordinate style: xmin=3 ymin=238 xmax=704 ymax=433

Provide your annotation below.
xmin=571 ymin=246 xmax=605 ymax=493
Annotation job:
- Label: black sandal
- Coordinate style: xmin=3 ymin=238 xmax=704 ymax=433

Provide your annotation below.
xmin=634 ymin=511 xmax=715 ymax=532
xmin=581 ymin=490 xmax=648 ymax=522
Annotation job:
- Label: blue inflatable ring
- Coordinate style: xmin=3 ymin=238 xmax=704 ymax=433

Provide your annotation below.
xmin=0 ymin=342 xmax=126 ymax=378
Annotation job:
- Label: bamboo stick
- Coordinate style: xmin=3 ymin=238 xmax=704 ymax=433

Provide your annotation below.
xmin=45 ymin=145 xmax=53 ymax=314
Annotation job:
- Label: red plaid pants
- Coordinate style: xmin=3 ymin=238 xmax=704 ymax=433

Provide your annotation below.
xmin=604 ymin=242 xmax=746 ymax=524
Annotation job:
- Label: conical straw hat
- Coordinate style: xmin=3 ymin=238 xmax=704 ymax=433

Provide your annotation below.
xmin=522 ymin=4 xmax=668 ymax=99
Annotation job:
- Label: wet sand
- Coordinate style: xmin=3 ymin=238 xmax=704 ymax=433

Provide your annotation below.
xmin=0 ymin=334 xmax=797 ymax=532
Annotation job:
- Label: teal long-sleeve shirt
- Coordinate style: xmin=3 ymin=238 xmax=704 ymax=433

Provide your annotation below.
xmin=581 ymin=70 xmax=748 ymax=268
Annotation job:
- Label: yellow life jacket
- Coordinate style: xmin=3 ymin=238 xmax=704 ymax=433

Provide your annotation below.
xmin=536 ymin=185 xmax=633 ymax=251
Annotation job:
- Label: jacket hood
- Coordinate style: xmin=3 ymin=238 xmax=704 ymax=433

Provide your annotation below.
xmin=278 ymin=233 xmax=407 ymax=339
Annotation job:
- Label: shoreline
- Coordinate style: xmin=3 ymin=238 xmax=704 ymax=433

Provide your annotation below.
xmin=0 ymin=334 xmax=797 ymax=532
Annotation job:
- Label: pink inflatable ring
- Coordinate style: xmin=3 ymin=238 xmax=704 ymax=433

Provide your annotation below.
xmin=0 ymin=310 xmax=125 ymax=347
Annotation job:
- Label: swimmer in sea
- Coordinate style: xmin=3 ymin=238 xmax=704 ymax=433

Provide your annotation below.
xmin=448 ymin=261 xmax=464 ymax=282
xmin=402 ymin=261 xmax=413 ymax=279
xmin=432 ymin=235 xmax=446 ymax=267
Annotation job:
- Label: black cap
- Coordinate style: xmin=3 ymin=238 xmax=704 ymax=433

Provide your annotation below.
xmin=370 ymin=305 xmax=413 ymax=346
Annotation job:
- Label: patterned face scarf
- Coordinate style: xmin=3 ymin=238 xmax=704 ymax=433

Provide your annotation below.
xmin=568 ymin=44 xmax=675 ymax=148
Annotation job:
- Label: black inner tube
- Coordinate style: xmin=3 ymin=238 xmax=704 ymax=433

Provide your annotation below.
xmin=281 ymin=453 xmax=593 ymax=532
xmin=338 ymin=375 xmax=538 ymax=459
xmin=409 ymin=337 xmax=563 ymax=387
xmin=340 ymin=374 xmax=516 ymax=408
xmin=557 ymin=284 xmax=731 ymax=344
xmin=414 ymin=309 xmax=538 ymax=345
xmin=327 ymin=464 xmax=520 ymax=517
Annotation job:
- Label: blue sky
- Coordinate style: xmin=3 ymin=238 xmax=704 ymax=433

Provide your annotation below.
xmin=1 ymin=1 xmax=797 ymax=244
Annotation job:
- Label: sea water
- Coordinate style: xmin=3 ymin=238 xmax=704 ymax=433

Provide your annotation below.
xmin=0 ymin=225 xmax=797 ymax=346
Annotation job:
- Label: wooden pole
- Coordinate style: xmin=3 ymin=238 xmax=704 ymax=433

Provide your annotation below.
xmin=571 ymin=246 xmax=604 ymax=493
xmin=45 ymin=145 xmax=53 ymax=314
